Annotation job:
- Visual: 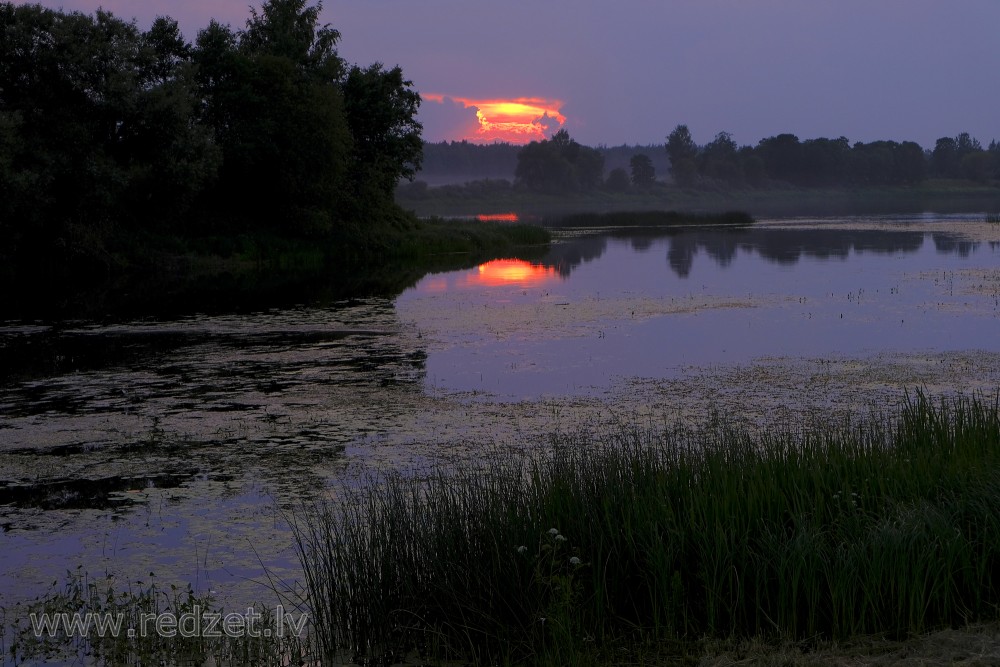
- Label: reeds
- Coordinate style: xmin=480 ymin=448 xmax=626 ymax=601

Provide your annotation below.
xmin=985 ymin=213 xmax=1000 ymax=224
xmin=3 ymin=568 xmax=314 ymax=666
xmin=293 ymin=390 xmax=1000 ymax=665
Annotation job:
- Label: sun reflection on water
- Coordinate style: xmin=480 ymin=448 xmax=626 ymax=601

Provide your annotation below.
xmin=475 ymin=213 xmax=520 ymax=222
xmin=468 ymin=259 xmax=559 ymax=287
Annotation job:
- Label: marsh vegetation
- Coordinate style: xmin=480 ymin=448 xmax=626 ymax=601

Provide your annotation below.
xmin=293 ymin=392 xmax=1000 ymax=665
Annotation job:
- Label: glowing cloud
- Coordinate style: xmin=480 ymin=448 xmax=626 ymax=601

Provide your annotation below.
xmin=423 ymin=94 xmax=566 ymax=143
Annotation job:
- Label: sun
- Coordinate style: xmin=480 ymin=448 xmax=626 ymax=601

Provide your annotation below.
xmin=425 ymin=94 xmax=566 ymax=144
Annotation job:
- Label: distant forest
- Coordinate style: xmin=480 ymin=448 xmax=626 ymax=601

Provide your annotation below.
xmin=419 ymin=140 xmax=670 ymax=186
xmin=408 ymin=125 xmax=1000 ymax=195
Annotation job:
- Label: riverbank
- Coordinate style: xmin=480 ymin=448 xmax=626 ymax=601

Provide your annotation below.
xmin=0 ymin=217 xmax=551 ymax=321
xmin=6 ymin=391 xmax=1000 ymax=666
xmin=290 ymin=391 xmax=1000 ymax=665
xmin=397 ymin=180 xmax=1000 ymax=219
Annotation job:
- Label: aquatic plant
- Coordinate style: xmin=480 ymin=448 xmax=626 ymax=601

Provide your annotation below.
xmin=292 ymin=390 xmax=1000 ymax=665
xmin=2 ymin=568 xmax=313 ymax=666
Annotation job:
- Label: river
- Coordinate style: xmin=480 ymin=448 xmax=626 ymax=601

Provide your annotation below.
xmin=2 ymin=213 xmax=999 ymax=613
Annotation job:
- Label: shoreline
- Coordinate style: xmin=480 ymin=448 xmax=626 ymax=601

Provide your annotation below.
xmin=398 ymin=181 xmax=1000 ymax=219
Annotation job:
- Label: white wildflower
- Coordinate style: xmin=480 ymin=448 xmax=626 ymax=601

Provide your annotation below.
xmin=554 ymin=534 xmax=567 ymax=542
xmin=548 ymin=528 xmax=559 ymax=535
xmin=569 ymin=557 xmax=581 ymax=566
xmin=517 ymin=545 xmax=527 ymax=554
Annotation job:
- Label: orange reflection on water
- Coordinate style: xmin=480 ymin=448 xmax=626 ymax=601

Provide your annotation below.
xmin=469 ymin=259 xmax=559 ymax=287
xmin=476 ymin=213 xmax=520 ymax=223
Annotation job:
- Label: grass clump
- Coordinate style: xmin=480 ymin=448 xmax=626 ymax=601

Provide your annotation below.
xmin=3 ymin=568 xmax=314 ymax=666
xmin=293 ymin=390 xmax=1000 ymax=665
xmin=986 ymin=213 xmax=1000 ymax=224
xmin=396 ymin=218 xmax=551 ymax=259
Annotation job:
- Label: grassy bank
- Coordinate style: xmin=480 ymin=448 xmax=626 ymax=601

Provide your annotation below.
xmin=293 ymin=391 xmax=1000 ymax=665
xmin=398 ymin=180 xmax=1000 ymax=219
xmin=0 ymin=217 xmax=551 ymax=320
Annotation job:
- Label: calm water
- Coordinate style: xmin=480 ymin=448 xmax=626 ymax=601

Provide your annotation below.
xmin=1 ymin=214 xmax=999 ymax=611
xmin=400 ymin=214 xmax=999 ymax=397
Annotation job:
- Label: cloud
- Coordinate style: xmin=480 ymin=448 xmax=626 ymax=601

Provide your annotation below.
xmin=418 ymin=95 xmax=482 ymax=143
xmin=534 ymin=112 xmax=561 ymax=138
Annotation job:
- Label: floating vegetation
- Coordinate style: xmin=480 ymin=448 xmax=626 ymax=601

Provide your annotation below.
xmin=292 ymin=391 xmax=1000 ymax=665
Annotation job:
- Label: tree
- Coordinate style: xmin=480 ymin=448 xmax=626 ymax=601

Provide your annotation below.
xmin=931 ymin=137 xmax=959 ymax=178
xmin=755 ymin=134 xmax=802 ymax=184
xmin=666 ymin=124 xmax=698 ymax=187
xmin=931 ymin=133 xmax=984 ymax=180
xmin=629 ymin=153 xmax=655 ymax=187
xmin=342 ymin=63 xmax=423 ymax=209
xmin=605 ymin=167 xmax=630 ymax=192
xmin=241 ymin=0 xmax=342 ymax=81
xmin=962 ymin=151 xmax=991 ymax=183
xmin=191 ymin=0 xmax=356 ymax=235
xmin=700 ymin=131 xmax=742 ymax=185
xmin=515 ymin=139 xmax=574 ymax=192
xmin=990 ymin=140 xmax=1000 ymax=180
xmin=514 ymin=129 xmax=604 ymax=193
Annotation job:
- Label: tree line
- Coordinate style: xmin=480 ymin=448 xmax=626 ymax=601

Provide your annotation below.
xmin=0 ymin=0 xmax=422 ymax=280
xmin=665 ymin=125 xmax=1000 ymax=189
xmin=414 ymin=127 xmax=1000 ymax=195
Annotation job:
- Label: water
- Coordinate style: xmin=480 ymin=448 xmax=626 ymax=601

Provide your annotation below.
xmin=2 ymin=214 xmax=999 ymax=612
xmin=399 ymin=214 xmax=999 ymax=398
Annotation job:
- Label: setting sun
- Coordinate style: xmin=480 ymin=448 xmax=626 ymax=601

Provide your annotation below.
xmin=424 ymin=94 xmax=566 ymax=143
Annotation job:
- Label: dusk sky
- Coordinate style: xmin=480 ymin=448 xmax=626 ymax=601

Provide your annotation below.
xmin=19 ymin=0 xmax=1000 ymax=148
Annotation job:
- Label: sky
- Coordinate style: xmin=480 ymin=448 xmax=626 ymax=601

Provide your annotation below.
xmin=18 ymin=0 xmax=1000 ymax=149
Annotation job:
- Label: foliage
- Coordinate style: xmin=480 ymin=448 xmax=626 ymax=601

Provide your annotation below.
xmin=629 ymin=153 xmax=656 ymax=187
xmin=0 ymin=0 xmax=423 ymax=283
xmin=342 ymin=63 xmax=423 ymax=211
xmin=604 ymin=167 xmax=630 ymax=192
xmin=3 ymin=568 xmax=313 ymax=666
xmin=666 ymin=124 xmax=699 ymax=187
xmin=515 ymin=129 xmax=605 ymax=193
xmin=292 ymin=391 xmax=1000 ymax=665
xmin=667 ymin=126 xmax=951 ymax=189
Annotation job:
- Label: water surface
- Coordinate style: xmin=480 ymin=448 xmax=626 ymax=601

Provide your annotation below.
xmin=2 ymin=213 xmax=999 ymax=612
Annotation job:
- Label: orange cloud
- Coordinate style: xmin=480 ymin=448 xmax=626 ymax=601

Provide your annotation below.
xmin=424 ymin=94 xmax=566 ymax=144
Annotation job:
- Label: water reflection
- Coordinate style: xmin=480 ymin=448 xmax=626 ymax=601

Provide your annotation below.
xmin=533 ymin=221 xmax=983 ymax=280
xmin=470 ymin=259 xmax=560 ymax=287
xmin=396 ymin=216 xmax=1000 ymax=399
xmin=475 ymin=213 xmax=520 ymax=222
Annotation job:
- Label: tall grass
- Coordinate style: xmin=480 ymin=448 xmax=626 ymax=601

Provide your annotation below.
xmin=3 ymin=568 xmax=314 ymax=666
xmin=986 ymin=213 xmax=1000 ymax=224
xmin=293 ymin=391 xmax=1000 ymax=665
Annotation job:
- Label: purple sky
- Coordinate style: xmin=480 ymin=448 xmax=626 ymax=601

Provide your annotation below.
xmin=18 ymin=0 xmax=1000 ymax=148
